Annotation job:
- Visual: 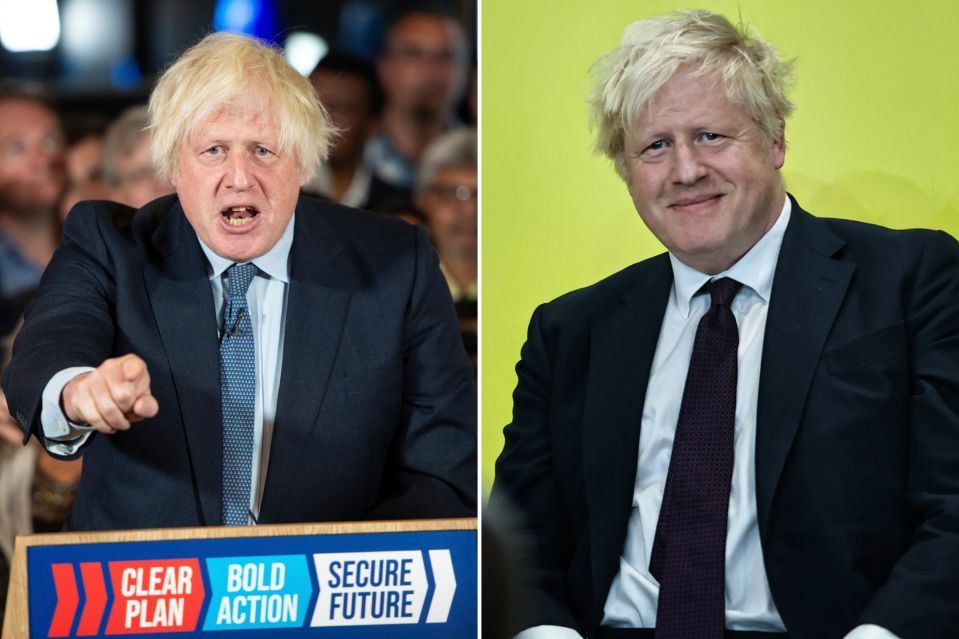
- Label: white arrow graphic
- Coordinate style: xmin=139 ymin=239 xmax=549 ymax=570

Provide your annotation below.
xmin=426 ymin=549 xmax=456 ymax=623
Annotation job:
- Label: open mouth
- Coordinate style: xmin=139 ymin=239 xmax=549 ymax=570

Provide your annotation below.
xmin=221 ymin=206 xmax=259 ymax=226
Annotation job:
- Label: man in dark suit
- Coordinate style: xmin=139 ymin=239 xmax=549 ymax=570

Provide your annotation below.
xmin=491 ymin=10 xmax=959 ymax=639
xmin=3 ymin=32 xmax=475 ymax=530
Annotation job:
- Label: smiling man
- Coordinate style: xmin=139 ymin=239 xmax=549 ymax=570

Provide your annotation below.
xmin=491 ymin=10 xmax=959 ymax=639
xmin=3 ymin=33 xmax=476 ymax=530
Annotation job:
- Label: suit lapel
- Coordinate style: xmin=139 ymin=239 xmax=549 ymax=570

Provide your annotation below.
xmin=143 ymin=202 xmax=222 ymax=525
xmin=755 ymin=200 xmax=853 ymax=536
xmin=259 ymin=205 xmax=353 ymax=522
xmin=582 ymin=255 xmax=672 ymax=616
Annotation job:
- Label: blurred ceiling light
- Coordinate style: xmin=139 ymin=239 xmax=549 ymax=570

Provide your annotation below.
xmin=215 ymin=0 xmax=255 ymax=32
xmin=61 ymin=0 xmax=130 ymax=68
xmin=213 ymin=0 xmax=278 ymax=40
xmin=285 ymin=32 xmax=328 ymax=77
xmin=0 ymin=0 xmax=61 ymax=52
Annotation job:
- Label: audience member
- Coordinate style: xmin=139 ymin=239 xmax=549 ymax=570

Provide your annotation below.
xmin=0 ymin=86 xmax=66 ymax=320
xmin=369 ymin=8 xmax=469 ymax=191
xmin=415 ymin=128 xmax=476 ymax=362
xmin=102 ymin=105 xmax=174 ymax=208
xmin=59 ymin=123 xmax=111 ymax=221
xmin=306 ymin=53 xmax=409 ymax=213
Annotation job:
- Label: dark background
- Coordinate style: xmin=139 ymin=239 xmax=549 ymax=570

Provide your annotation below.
xmin=0 ymin=0 xmax=476 ymax=140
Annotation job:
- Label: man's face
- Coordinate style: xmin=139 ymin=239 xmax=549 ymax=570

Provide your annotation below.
xmin=310 ymin=69 xmax=373 ymax=165
xmin=417 ymin=166 xmax=477 ymax=258
xmin=623 ymin=66 xmax=785 ymax=274
xmin=65 ymin=135 xmax=103 ymax=185
xmin=0 ymin=98 xmax=66 ymax=217
xmin=379 ymin=14 xmax=466 ymax=116
xmin=172 ymin=99 xmax=302 ymax=262
xmin=113 ymin=134 xmax=173 ymax=209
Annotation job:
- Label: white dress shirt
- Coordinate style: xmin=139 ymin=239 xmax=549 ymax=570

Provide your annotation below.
xmin=40 ymin=215 xmax=295 ymax=524
xmin=517 ymin=198 xmax=898 ymax=639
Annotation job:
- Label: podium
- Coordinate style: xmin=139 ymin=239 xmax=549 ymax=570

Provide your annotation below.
xmin=2 ymin=518 xmax=476 ymax=638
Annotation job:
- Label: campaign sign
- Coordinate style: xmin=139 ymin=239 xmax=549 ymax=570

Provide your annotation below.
xmin=203 ymin=555 xmax=311 ymax=630
xmin=26 ymin=529 xmax=476 ymax=638
xmin=312 ymin=551 xmax=428 ymax=626
xmin=105 ymin=559 xmax=205 ymax=633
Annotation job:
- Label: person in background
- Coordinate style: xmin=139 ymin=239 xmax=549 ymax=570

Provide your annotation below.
xmin=415 ymin=128 xmax=476 ymax=363
xmin=368 ymin=7 xmax=470 ymax=191
xmin=59 ymin=119 xmax=111 ymax=221
xmin=305 ymin=52 xmax=409 ymax=214
xmin=0 ymin=85 xmax=66 ymax=320
xmin=102 ymin=105 xmax=174 ymax=209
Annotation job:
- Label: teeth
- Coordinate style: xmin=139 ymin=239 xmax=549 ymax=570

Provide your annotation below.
xmin=222 ymin=206 xmax=256 ymax=226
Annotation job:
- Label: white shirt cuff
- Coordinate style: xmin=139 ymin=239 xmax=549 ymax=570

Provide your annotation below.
xmin=843 ymin=624 xmax=901 ymax=639
xmin=41 ymin=366 xmax=96 ymax=455
xmin=514 ymin=626 xmax=584 ymax=639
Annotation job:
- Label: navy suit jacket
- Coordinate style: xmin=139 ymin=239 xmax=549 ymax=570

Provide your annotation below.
xmin=492 ymin=197 xmax=959 ymax=639
xmin=4 ymin=193 xmax=476 ymax=530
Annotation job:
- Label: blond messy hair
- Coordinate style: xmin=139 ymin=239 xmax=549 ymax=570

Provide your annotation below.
xmin=148 ymin=32 xmax=334 ymax=182
xmin=590 ymin=10 xmax=795 ymax=179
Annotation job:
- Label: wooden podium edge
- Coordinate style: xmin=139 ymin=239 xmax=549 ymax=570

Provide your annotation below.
xmin=3 ymin=517 xmax=476 ymax=639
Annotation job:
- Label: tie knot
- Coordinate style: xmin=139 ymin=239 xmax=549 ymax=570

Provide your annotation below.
xmin=708 ymin=277 xmax=741 ymax=308
xmin=227 ymin=262 xmax=257 ymax=299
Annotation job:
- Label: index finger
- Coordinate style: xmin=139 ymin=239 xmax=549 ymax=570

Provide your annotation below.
xmin=121 ymin=355 xmax=149 ymax=385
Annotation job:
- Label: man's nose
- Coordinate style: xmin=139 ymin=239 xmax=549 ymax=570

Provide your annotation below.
xmin=671 ymin=143 xmax=708 ymax=185
xmin=29 ymin=143 xmax=61 ymax=170
xmin=226 ymin=153 xmax=253 ymax=189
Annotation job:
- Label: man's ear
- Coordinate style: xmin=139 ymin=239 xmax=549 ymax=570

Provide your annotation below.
xmin=773 ymin=120 xmax=786 ymax=170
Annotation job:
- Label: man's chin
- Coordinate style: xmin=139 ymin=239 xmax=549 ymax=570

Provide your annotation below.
xmin=209 ymin=236 xmax=268 ymax=263
xmin=410 ymin=102 xmax=444 ymax=122
xmin=0 ymin=196 xmax=59 ymax=223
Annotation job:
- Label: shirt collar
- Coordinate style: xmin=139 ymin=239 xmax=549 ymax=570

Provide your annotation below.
xmin=196 ymin=213 xmax=294 ymax=284
xmin=669 ymin=195 xmax=791 ymax=318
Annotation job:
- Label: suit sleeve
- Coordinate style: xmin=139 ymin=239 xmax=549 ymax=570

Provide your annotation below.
xmin=2 ymin=202 xmax=117 ymax=457
xmin=366 ymin=225 xmax=477 ymax=518
xmin=490 ymin=303 xmax=583 ymax=634
xmin=858 ymin=230 xmax=959 ymax=637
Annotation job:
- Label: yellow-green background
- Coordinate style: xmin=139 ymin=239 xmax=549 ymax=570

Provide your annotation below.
xmin=481 ymin=1 xmax=959 ymax=490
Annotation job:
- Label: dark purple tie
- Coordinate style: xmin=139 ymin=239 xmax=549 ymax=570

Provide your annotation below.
xmin=649 ymin=277 xmax=742 ymax=639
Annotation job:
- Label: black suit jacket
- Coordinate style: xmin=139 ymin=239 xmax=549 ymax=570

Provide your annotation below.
xmin=492 ymin=198 xmax=959 ymax=639
xmin=4 ymin=194 xmax=476 ymax=530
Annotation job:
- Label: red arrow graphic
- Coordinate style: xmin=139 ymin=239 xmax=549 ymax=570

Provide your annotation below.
xmin=77 ymin=562 xmax=108 ymax=636
xmin=49 ymin=563 xmax=79 ymax=637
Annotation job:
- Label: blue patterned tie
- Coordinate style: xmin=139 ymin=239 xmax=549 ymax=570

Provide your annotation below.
xmin=220 ymin=262 xmax=257 ymax=526
xmin=649 ymin=277 xmax=741 ymax=639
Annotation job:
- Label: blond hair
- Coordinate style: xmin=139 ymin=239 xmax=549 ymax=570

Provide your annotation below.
xmin=590 ymin=10 xmax=795 ymax=178
xmin=148 ymin=32 xmax=334 ymax=182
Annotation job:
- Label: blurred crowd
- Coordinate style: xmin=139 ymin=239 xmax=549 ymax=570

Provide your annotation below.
xmin=0 ymin=5 xmax=476 ymax=617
